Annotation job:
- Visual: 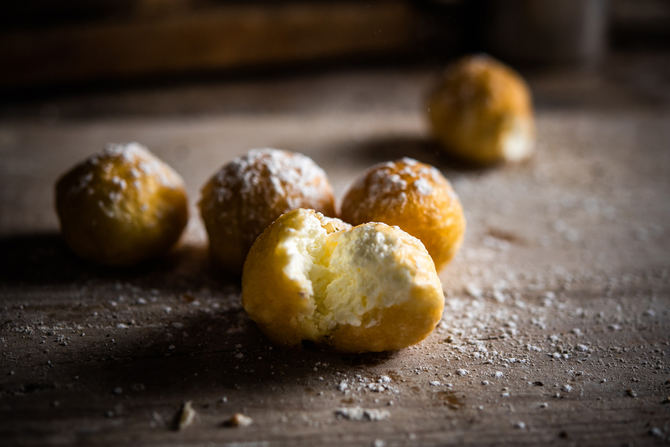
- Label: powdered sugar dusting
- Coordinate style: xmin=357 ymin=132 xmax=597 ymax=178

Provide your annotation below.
xmin=346 ymin=158 xmax=448 ymax=217
xmin=200 ymin=148 xmax=334 ymax=254
xmin=102 ymin=142 xmax=148 ymax=161
xmin=335 ymin=407 xmax=390 ymax=421
xmin=70 ymin=143 xmax=182 ymax=194
xmin=414 ymin=178 xmax=433 ymax=195
xmin=213 ymin=149 xmax=329 ymax=209
xmin=60 ymin=142 xmax=184 ymax=220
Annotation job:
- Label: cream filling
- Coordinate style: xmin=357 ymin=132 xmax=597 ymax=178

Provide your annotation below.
xmin=501 ymin=118 xmax=533 ymax=162
xmin=277 ymin=213 xmax=414 ymax=339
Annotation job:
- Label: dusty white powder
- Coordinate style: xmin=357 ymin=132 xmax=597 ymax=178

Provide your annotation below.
xmin=346 ymin=158 xmax=450 ymax=221
xmin=211 ymin=148 xmax=330 ymax=209
xmin=414 ymin=178 xmax=434 ymax=195
xmin=335 ymin=407 xmax=390 ymax=421
xmin=63 ymin=142 xmax=183 ymax=222
xmin=200 ymin=148 xmax=333 ymax=246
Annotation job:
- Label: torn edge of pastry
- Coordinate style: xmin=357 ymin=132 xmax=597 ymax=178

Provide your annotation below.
xmin=500 ymin=116 xmax=534 ymax=162
xmin=242 ymin=209 xmax=445 ymax=352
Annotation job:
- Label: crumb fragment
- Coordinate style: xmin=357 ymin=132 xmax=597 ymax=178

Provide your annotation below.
xmin=150 ymin=411 xmax=164 ymax=428
xmin=649 ymin=427 xmax=664 ymax=438
xmin=465 ymin=283 xmax=482 ymax=299
xmin=174 ymin=401 xmax=196 ymax=430
xmin=223 ymin=413 xmax=253 ymax=427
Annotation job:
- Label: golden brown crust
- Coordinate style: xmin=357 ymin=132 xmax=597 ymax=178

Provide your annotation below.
xmin=328 ymin=295 xmax=443 ymax=352
xmin=199 ymin=149 xmax=335 ymax=273
xmin=427 ymin=55 xmax=535 ymax=164
xmin=55 ymin=143 xmax=188 ymax=266
xmin=340 ymin=158 xmax=465 ymax=271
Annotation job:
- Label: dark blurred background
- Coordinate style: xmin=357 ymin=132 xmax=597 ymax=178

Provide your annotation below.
xmin=1 ymin=0 xmax=668 ymax=97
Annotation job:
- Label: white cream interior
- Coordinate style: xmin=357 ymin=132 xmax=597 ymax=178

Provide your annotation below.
xmin=501 ymin=118 xmax=533 ymax=161
xmin=277 ymin=212 xmax=415 ymax=338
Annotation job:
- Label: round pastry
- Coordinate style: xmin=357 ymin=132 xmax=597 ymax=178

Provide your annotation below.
xmin=427 ymin=55 xmax=535 ymax=164
xmin=242 ymin=208 xmax=444 ymax=352
xmin=55 ymin=142 xmax=188 ymax=266
xmin=340 ymin=158 xmax=465 ymax=271
xmin=199 ymin=148 xmax=335 ymax=273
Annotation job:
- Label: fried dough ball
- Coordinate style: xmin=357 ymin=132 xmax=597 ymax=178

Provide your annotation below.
xmin=340 ymin=158 xmax=465 ymax=271
xmin=242 ymin=209 xmax=444 ymax=352
xmin=55 ymin=142 xmax=188 ymax=266
xmin=427 ymin=55 xmax=535 ymax=164
xmin=199 ymin=149 xmax=335 ymax=273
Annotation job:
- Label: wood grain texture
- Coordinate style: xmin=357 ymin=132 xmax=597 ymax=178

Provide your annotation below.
xmin=0 ymin=54 xmax=669 ymax=446
xmin=0 ymin=1 xmax=415 ymax=87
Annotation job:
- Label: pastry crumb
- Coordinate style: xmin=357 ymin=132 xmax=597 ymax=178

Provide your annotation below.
xmin=174 ymin=401 xmax=196 ymax=430
xmin=223 ymin=413 xmax=253 ymax=427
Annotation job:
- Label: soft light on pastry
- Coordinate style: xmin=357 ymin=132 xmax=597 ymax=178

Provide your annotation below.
xmin=340 ymin=158 xmax=465 ymax=271
xmin=427 ymin=55 xmax=535 ymax=164
xmin=242 ymin=208 xmax=445 ymax=353
xmin=199 ymin=148 xmax=335 ymax=273
xmin=55 ymin=142 xmax=188 ymax=266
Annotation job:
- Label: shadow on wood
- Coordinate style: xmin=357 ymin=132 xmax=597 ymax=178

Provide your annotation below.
xmin=48 ymin=311 xmax=399 ymax=405
xmin=320 ymin=134 xmax=495 ymax=176
xmin=0 ymin=233 xmax=236 ymax=290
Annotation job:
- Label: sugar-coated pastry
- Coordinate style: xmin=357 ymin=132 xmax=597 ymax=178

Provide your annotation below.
xmin=427 ymin=55 xmax=535 ymax=164
xmin=199 ymin=148 xmax=335 ymax=273
xmin=242 ymin=208 xmax=445 ymax=353
xmin=340 ymin=158 xmax=465 ymax=271
xmin=55 ymin=142 xmax=188 ymax=266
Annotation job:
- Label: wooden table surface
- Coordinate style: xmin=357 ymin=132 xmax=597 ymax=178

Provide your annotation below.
xmin=1 ymin=53 xmax=669 ymax=446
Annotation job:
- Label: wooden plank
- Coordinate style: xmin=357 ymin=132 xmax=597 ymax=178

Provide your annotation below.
xmin=0 ymin=1 xmax=415 ymax=87
xmin=0 ymin=56 xmax=669 ymax=445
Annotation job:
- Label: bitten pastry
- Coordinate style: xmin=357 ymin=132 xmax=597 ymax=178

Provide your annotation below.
xmin=340 ymin=158 xmax=465 ymax=271
xmin=427 ymin=55 xmax=535 ymax=164
xmin=242 ymin=209 xmax=444 ymax=353
xmin=55 ymin=142 xmax=188 ymax=266
xmin=199 ymin=148 xmax=335 ymax=273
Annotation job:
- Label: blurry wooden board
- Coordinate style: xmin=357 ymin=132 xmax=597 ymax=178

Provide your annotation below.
xmin=0 ymin=54 xmax=669 ymax=446
xmin=0 ymin=1 xmax=417 ymax=87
